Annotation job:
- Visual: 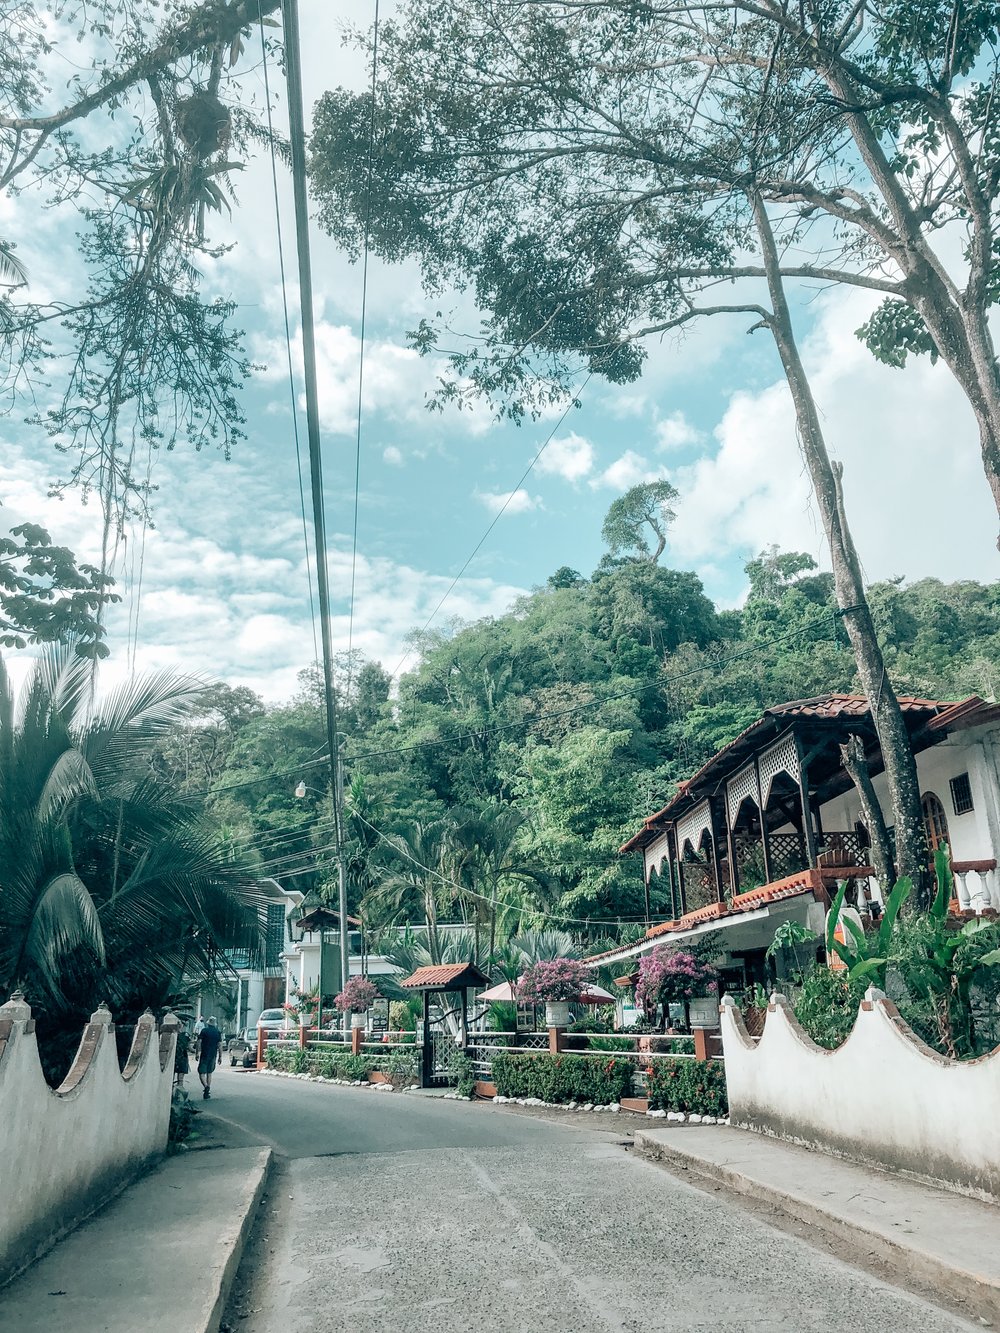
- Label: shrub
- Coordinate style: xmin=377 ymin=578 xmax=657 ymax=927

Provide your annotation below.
xmin=387 ymin=1047 xmax=419 ymax=1084
xmin=448 ymin=1048 xmax=477 ymax=1098
xmin=168 ymin=1088 xmax=197 ymax=1149
xmin=491 ymin=1052 xmax=633 ymax=1104
xmin=646 ymin=1058 xmax=728 ymax=1117
xmin=793 ymin=968 xmax=865 ymax=1050
xmin=635 ymin=947 xmax=718 ymax=1010
xmin=587 ymin=1035 xmax=636 ymax=1052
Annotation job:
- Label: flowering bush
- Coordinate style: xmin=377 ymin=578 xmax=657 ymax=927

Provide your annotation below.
xmin=517 ymin=958 xmax=591 ymax=1003
xmin=635 ymin=947 xmax=717 ymax=1011
xmin=334 ymin=976 xmax=379 ymax=1013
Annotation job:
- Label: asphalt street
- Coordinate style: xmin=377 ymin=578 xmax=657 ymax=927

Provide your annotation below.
xmin=212 ymin=1065 xmax=978 ymax=1333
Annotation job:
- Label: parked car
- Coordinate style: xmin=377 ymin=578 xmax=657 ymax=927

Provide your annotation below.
xmin=226 ymin=1027 xmax=257 ymax=1066
xmin=256 ymin=1007 xmax=294 ymax=1032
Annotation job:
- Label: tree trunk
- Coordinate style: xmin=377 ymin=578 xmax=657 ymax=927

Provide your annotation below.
xmin=752 ymin=194 xmax=932 ymax=908
xmin=839 ymin=733 xmax=896 ymax=890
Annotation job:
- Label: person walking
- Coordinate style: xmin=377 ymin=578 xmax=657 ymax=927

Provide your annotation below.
xmin=197 ymin=1016 xmax=222 ymax=1100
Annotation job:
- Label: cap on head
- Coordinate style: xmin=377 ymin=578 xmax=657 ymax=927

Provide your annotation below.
xmin=207 ymin=1016 xmax=217 ymax=1025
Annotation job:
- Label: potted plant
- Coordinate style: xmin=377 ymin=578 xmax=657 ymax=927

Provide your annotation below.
xmin=334 ymin=976 xmax=379 ymax=1029
xmin=635 ymin=947 xmax=718 ymax=1030
xmin=518 ymin=958 xmax=590 ymax=1027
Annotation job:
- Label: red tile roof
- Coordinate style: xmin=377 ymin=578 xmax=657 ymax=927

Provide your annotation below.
xmin=398 ymin=963 xmax=490 ymax=990
xmin=620 ymin=692 xmax=973 ymax=854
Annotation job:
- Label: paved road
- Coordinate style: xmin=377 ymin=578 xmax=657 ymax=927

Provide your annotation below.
xmin=213 ymin=1066 xmax=976 ymax=1333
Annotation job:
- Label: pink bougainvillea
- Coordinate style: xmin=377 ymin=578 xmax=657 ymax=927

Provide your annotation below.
xmin=334 ymin=977 xmax=379 ymax=1013
xmin=517 ymin=958 xmax=591 ymax=1003
xmin=635 ymin=948 xmax=717 ymax=1011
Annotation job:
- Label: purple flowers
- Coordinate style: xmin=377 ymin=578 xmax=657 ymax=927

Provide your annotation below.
xmin=518 ymin=958 xmax=591 ymax=1003
xmin=334 ymin=977 xmax=379 ymax=1013
xmin=635 ymin=948 xmax=717 ymax=1010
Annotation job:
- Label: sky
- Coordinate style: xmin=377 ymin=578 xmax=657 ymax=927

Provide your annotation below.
xmin=1 ymin=2 xmax=998 ymax=702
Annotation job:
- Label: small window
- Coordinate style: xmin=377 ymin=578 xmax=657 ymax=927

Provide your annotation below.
xmin=950 ymin=773 xmax=974 ymax=816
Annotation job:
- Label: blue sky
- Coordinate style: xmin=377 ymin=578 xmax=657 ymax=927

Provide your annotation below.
xmin=1 ymin=3 xmax=997 ymax=700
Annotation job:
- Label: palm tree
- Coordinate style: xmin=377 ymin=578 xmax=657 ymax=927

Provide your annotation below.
xmin=363 ymin=819 xmax=463 ymax=962
xmin=0 ymin=645 xmax=265 ymax=1015
xmin=451 ymin=805 xmax=551 ymax=965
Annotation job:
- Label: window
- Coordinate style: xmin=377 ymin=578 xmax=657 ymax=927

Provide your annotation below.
xmin=950 ymin=772 xmax=974 ymax=816
xmin=264 ymin=902 xmax=285 ymax=969
xmin=921 ymin=792 xmax=949 ymax=851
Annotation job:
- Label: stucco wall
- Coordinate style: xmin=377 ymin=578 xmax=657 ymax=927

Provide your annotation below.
xmin=0 ymin=992 xmax=178 ymax=1286
xmin=721 ymin=991 xmax=1000 ymax=1201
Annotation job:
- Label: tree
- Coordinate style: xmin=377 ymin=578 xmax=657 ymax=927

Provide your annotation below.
xmin=0 ymin=523 xmax=117 ymax=657
xmin=745 ymin=548 xmax=819 ymax=605
xmin=310 ymin=1 xmax=932 ymax=900
xmin=601 ymin=481 xmax=679 ymax=564
xmin=0 ymin=0 xmax=281 ymax=534
xmin=0 ymin=644 xmax=264 ymax=1018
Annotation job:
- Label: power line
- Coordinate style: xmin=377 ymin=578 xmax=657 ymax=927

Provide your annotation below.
xmin=258 ymin=2 xmax=319 ymax=667
xmin=389 ymin=373 xmax=594 ymax=681
xmin=203 ymin=606 xmax=845 ymax=797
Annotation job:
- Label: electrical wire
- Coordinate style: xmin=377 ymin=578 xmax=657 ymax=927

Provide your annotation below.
xmin=258 ymin=2 xmax=319 ymax=667
xmin=388 ymin=373 xmax=594 ymax=682
xmin=203 ymin=606 xmax=847 ymax=797
xmin=345 ymin=0 xmax=381 ymax=699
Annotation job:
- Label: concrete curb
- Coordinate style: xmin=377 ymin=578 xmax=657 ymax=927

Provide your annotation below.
xmin=634 ymin=1130 xmax=1000 ymax=1326
xmin=202 ymin=1146 xmax=272 ymax=1333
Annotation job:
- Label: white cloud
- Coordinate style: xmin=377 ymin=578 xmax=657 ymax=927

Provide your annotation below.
xmin=590 ymin=451 xmax=671 ymax=491
xmin=669 ymin=284 xmax=998 ymax=589
xmin=655 ymin=411 xmax=701 ymax=451
xmin=474 ymin=487 xmax=541 ymax=515
xmin=383 ymin=445 xmax=404 ymax=467
xmin=535 ymin=432 xmax=595 ymax=483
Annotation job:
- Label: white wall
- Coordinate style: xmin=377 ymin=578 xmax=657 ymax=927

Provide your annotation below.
xmin=0 ymin=994 xmax=178 ymax=1286
xmin=721 ymin=991 xmax=1000 ymax=1201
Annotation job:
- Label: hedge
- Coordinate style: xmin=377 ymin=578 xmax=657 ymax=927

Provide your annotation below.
xmin=645 ymin=1058 xmax=728 ymax=1116
xmin=491 ymin=1052 xmax=634 ymax=1104
xmin=264 ymin=1045 xmax=419 ymax=1083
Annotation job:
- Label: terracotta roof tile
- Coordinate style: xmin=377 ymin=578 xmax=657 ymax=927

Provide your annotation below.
xmin=398 ymin=963 xmax=490 ymax=990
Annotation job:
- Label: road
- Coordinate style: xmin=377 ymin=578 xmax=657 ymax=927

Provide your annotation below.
xmin=211 ymin=1065 xmax=976 ymax=1333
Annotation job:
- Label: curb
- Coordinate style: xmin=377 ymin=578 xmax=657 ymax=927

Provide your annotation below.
xmin=634 ymin=1131 xmax=1000 ymax=1326
xmin=202 ymin=1146 xmax=272 ymax=1333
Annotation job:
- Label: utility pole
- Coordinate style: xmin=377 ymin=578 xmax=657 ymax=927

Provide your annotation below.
xmin=281 ymin=0 xmax=350 ymax=1012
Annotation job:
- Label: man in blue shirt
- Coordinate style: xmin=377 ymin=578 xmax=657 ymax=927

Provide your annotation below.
xmin=197 ymin=1016 xmax=222 ymax=1100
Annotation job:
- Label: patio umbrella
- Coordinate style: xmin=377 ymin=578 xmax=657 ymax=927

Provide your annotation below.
xmin=477 ymin=980 xmax=616 ymax=1004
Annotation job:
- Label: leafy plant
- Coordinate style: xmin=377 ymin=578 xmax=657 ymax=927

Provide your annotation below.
xmin=387 ymin=1047 xmax=419 ymax=1084
xmin=645 ymin=1059 xmax=728 ymax=1117
xmin=635 ymin=947 xmax=717 ymax=1012
xmin=765 ymin=921 xmax=816 ymax=981
xmin=168 ymin=1088 xmax=197 ymax=1150
xmin=491 ymin=1052 xmax=633 ymax=1104
xmin=825 ymin=874 xmax=913 ymax=988
xmin=793 ymin=969 xmax=866 ymax=1050
xmin=448 ymin=1048 xmax=478 ymax=1098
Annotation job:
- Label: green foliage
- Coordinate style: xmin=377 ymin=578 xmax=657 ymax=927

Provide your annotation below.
xmin=448 ymin=1048 xmax=478 ymax=1098
xmin=586 ymin=1035 xmax=635 ymax=1052
xmin=825 ymin=875 xmax=913 ymax=988
xmin=168 ymin=1088 xmax=197 ymax=1151
xmin=646 ymin=1059 xmax=728 ymax=1117
xmin=491 ymin=1052 xmax=634 ymax=1104
xmin=793 ymin=970 xmax=867 ymax=1050
xmin=0 ymin=525 xmax=118 ymax=657
xmin=601 ymin=482 xmax=679 ymax=563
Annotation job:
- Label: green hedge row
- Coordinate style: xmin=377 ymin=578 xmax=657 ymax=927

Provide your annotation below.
xmin=646 ymin=1058 xmax=728 ymax=1116
xmin=265 ymin=1045 xmax=420 ymax=1083
xmin=491 ymin=1052 xmax=634 ymax=1104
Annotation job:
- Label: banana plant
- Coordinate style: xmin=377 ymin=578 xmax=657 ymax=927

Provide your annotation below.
xmin=825 ymin=874 xmax=913 ymax=989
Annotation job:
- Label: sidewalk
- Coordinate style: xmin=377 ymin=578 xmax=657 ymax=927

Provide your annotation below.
xmin=635 ymin=1124 xmax=1000 ymax=1326
xmin=0 ymin=1135 xmax=270 ymax=1333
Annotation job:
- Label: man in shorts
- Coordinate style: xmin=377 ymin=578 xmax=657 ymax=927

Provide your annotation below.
xmin=197 ymin=1016 xmax=222 ymax=1100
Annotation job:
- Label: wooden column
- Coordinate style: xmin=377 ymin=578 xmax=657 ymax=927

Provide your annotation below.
xmin=351 ymin=1024 xmax=363 ymax=1055
xmin=421 ymin=989 xmax=432 ymax=1087
xmin=753 ymin=756 xmax=773 ymax=885
xmin=709 ymin=797 xmax=725 ymax=903
xmin=794 ymin=732 xmax=819 ymax=867
xmin=725 ymin=793 xmax=739 ymax=898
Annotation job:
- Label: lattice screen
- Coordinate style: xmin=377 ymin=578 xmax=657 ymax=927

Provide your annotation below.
xmin=759 ymin=735 xmax=800 ymax=807
xmin=676 ymin=799 xmax=713 ymax=856
xmin=727 ymin=762 xmax=758 ymax=828
xmin=644 ymin=830 xmax=671 ymax=881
